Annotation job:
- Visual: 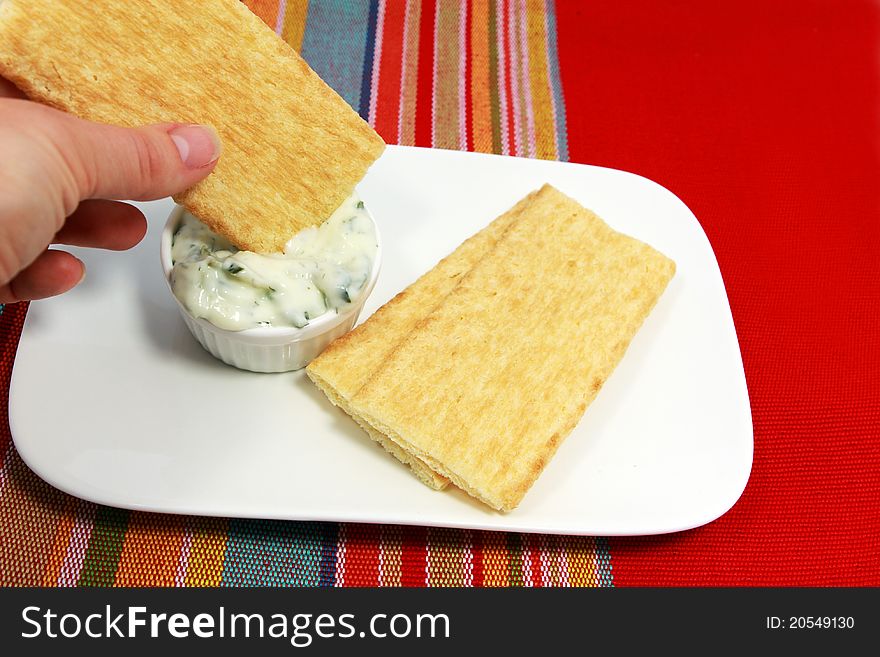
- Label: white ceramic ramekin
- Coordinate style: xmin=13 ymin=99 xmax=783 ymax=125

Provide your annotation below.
xmin=160 ymin=204 xmax=381 ymax=373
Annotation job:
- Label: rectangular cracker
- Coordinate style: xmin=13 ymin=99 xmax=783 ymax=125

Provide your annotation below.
xmin=306 ymin=190 xmax=542 ymax=488
xmin=0 ymin=0 xmax=385 ymax=253
xmin=346 ymin=185 xmax=676 ymax=511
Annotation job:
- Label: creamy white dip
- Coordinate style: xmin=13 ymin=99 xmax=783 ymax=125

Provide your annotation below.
xmin=170 ymin=195 xmax=377 ymax=331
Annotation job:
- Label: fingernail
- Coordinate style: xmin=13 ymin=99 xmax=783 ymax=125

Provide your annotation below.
xmin=169 ymin=124 xmax=221 ymax=169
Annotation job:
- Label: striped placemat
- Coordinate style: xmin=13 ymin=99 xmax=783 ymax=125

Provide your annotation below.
xmin=0 ymin=0 xmax=614 ymax=587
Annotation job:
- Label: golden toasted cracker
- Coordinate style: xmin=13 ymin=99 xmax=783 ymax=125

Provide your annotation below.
xmin=307 ymin=376 xmax=447 ymax=490
xmin=0 ymin=0 xmax=385 ymax=253
xmin=348 ymin=185 xmax=676 ymax=511
xmin=306 ymin=190 xmax=541 ymax=488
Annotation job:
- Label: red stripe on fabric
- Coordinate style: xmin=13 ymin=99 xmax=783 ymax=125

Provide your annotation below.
xmin=463 ymin=0 xmax=474 ymax=152
xmin=341 ymin=524 xmax=380 ymax=587
xmin=498 ymin=0 xmax=515 ymax=155
xmin=557 ymin=1 xmax=880 ymax=585
xmin=374 ymin=0 xmax=406 ymax=143
xmin=400 ymin=525 xmax=427 ymax=586
xmin=414 ymin=0 xmax=437 ymax=147
xmin=471 ymin=529 xmax=484 ymax=587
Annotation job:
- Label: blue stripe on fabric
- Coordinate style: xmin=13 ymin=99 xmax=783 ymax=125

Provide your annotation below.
xmin=221 ymin=519 xmax=325 ymax=587
xmin=596 ymin=536 xmax=614 ymax=587
xmin=544 ymin=0 xmax=569 ymax=162
xmin=300 ymin=0 xmax=373 ymax=112
xmin=357 ymin=0 xmax=381 ymax=120
xmin=317 ymin=522 xmax=339 ymax=587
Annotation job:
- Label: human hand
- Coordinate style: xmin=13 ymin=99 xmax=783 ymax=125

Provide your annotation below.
xmin=0 ymin=77 xmax=221 ymax=303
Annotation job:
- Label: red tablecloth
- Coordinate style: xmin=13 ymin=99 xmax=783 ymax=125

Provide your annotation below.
xmin=1 ymin=0 xmax=877 ymax=586
xmin=557 ymin=0 xmax=879 ymax=585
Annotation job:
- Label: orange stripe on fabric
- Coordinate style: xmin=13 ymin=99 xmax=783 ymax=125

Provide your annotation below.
xmin=245 ymin=0 xmax=281 ymax=29
xmin=433 ymin=0 xmax=462 ymax=149
xmin=281 ymin=0 xmax=310 ymax=52
xmin=379 ymin=525 xmax=402 ymax=586
xmin=525 ymin=0 xmax=557 ymax=159
xmin=0 ymin=450 xmax=66 ymax=586
xmin=40 ymin=495 xmax=78 ymax=586
xmin=480 ymin=530 xmax=509 ymax=587
xmin=114 ymin=513 xmax=187 ymax=586
xmin=469 ymin=0 xmax=493 ymax=153
xmin=184 ymin=517 xmax=228 ymax=587
xmin=399 ymin=0 xmax=423 ymax=146
xmin=567 ymin=536 xmax=600 ymax=587
xmin=375 ymin=0 xmax=407 ymax=143
xmin=40 ymin=494 xmax=77 ymax=586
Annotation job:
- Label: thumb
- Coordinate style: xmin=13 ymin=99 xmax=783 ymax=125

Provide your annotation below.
xmin=56 ymin=116 xmax=222 ymax=202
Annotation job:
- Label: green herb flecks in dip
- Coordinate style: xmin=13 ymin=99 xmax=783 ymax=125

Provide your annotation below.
xmin=170 ymin=194 xmax=377 ymax=331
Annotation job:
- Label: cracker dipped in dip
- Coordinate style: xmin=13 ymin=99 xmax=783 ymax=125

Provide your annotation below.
xmin=169 ymin=194 xmax=378 ymax=331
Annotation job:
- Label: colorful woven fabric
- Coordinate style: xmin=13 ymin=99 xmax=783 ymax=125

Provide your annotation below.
xmin=0 ymin=0 xmax=612 ymax=588
xmin=3 ymin=0 xmax=878 ymax=588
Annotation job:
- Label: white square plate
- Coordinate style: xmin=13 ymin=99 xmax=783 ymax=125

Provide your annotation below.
xmin=9 ymin=146 xmax=752 ymax=536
